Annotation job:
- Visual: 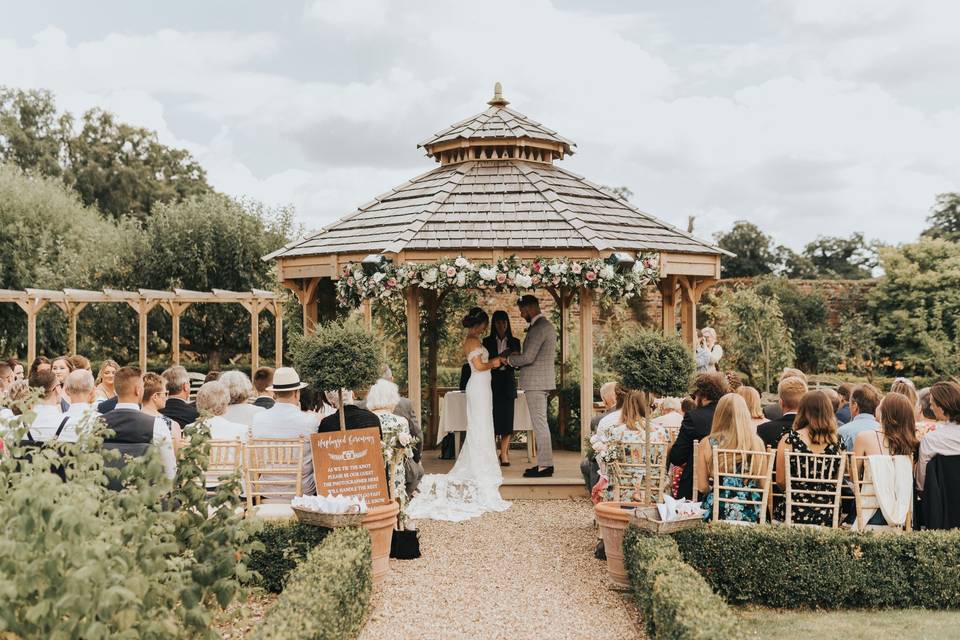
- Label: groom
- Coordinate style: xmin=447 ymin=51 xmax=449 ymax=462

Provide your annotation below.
xmin=505 ymin=295 xmax=557 ymax=478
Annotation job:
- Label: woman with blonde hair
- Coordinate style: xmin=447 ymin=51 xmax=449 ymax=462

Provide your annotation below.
xmin=95 ymin=359 xmax=120 ymax=402
xmin=695 ymin=393 xmax=767 ymax=522
xmin=735 ymin=386 xmax=765 ymax=429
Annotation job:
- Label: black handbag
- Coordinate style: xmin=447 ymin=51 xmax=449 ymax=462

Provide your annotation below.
xmin=390 ymin=527 xmax=421 ymax=559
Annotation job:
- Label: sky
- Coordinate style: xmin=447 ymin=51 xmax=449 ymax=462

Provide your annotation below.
xmin=1 ymin=0 xmax=958 ymax=249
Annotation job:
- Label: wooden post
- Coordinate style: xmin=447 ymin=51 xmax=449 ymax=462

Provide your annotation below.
xmin=55 ymin=301 xmax=87 ymax=356
xmin=302 ymin=278 xmax=320 ymax=335
xmin=405 ymin=287 xmax=422 ymax=433
xmin=558 ymin=288 xmax=570 ymax=437
xmin=15 ymin=298 xmax=47 ymax=364
xmin=659 ymin=275 xmax=678 ymax=336
xmin=679 ymin=277 xmax=697 ymax=347
xmin=362 ymin=299 xmax=373 ymax=332
xmin=169 ymin=302 xmax=190 ymax=366
xmin=273 ymin=301 xmax=283 ymax=367
xmin=579 ymin=288 xmax=594 ymax=455
xmin=248 ymin=301 xmax=261 ymax=375
xmin=125 ymin=299 xmax=158 ymax=372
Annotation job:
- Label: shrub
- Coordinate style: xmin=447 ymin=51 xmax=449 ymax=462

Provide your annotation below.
xmin=250 ymin=527 xmax=372 ymax=640
xmin=673 ymin=524 xmax=960 ymax=609
xmin=247 ymin=521 xmax=331 ymax=593
xmin=609 ymin=328 xmax=695 ymax=396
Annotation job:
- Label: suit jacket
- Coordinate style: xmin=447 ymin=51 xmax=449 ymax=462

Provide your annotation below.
xmin=358 ymin=396 xmax=422 ymax=462
xmin=763 ymin=403 xmax=783 ymax=421
xmin=667 ymin=402 xmax=718 ymax=500
xmin=102 ymin=408 xmax=155 ymax=444
xmin=252 ymin=395 xmax=275 ymax=410
xmin=483 ymin=334 xmax=521 ymax=398
xmin=97 ymin=396 xmax=119 ymax=414
xmin=590 ymin=408 xmax=616 ymax=435
xmin=921 ymin=455 xmax=960 ymax=530
xmin=161 ymin=397 xmax=199 ymax=428
xmin=836 ymin=404 xmax=852 ymax=425
xmin=318 ymin=404 xmax=382 ymax=436
xmin=508 ymin=315 xmax=557 ymax=391
xmin=757 ymin=412 xmax=797 ymax=450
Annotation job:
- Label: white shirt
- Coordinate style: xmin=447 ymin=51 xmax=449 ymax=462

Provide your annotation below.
xmin=196 ymin=415 xmax=250 ymax=443
xmin=61 ymin=401 xmax=99 ymax=442
xmin=596 ymin=409 xmax=622 ymax=436
xmin=116 ymin=402 xmax=177 ymax=480
xmin=251 ymin=402 xmax=318 ymax=439
xmin=651 ymin=411 xmax=683 ymax=431
xmin=917 ymin=422 xmax=960 ymax=490
xmin=223 ymin=402 xmax=265 ymax=428
xmin=28 ymin=403 xmax=67 ymax=442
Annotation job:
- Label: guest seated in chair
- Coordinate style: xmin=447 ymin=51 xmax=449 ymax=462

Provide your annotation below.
xmin=581 ymin=381 xmax=622 ymax=492
xmin=251 ymin=367 xmax=317 ymax=495
xmin=916 ymin=381 xmax=960 ymax=491
xmin=319 ymin=389 xmax=382 ymax=435
xmin=668 ymin=372 xmax=729 ymax=500
xmin=191 ymin=381 xmax=250 ymax=442
xmin=366 ymin=378 xmax=424 ymax=496
xmin=757 ymin=376 xmax=807 ymax=449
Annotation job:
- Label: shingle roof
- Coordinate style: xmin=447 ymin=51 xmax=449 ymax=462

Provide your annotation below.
xmin=419 ymin=105 xmax=576 ymax=157
xmin=268 ymin=160 xmax=723 ymax=258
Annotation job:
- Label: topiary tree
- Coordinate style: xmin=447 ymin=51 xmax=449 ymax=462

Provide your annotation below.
xmin=291 ymin=322 xmax=382 ymax=430
xmin=609 ymin=328 xmax=695 ymax=397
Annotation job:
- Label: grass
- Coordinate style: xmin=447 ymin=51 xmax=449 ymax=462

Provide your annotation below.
xmin=739 ymin=607 xmax=960 ymax=640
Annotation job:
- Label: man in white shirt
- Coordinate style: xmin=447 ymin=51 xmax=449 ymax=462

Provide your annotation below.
xmin=60 ymin=369 xmax=101 ymax=442
xmin=27 ymin=369 xmax=68 ymax=442
xmin=103 ymin=367 xmax=177 ymax=480
xmin=251 ymin=367 xmax=317 ymax=494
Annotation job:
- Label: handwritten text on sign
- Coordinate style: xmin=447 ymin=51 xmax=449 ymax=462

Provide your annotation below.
xmin=310 ymin=428 xmax=389 ymax=506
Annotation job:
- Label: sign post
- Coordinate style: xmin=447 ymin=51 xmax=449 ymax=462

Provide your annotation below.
xmin=310 ymin=427 xmax=389 ymax=507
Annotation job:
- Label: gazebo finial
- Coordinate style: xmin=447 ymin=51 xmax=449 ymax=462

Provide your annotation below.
xmin=488 ymin=81 xmax=509 ymax=107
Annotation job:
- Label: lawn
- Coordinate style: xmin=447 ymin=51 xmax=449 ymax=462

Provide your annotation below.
xmin=739 ymin=607 xmax=960 ymax=640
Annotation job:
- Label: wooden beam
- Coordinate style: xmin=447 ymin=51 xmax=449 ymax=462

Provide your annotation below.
xmin=65 ymin=302 xmax=88 ymax=355
xmin=362 ymin=299 xmax=373 ymax=332
xmin=579 ymin=288 xmax=594 ymax=455
xmin=659 ymin=275 xmax=678 ymax=336
xmin=15 ymin=298 xmax=47 ymax=364
xmin=272 ymin=300 xmax=283 ymax=367
xmin=405 ymin=287 xmax=422 ymax=433
xmin=558 ymin=288 xmax=570 ymax=437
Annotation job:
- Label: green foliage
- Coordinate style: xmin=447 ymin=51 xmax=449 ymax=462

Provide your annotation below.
xmin=250 ymin=527 xmax=372 ymax=640
xmin=673 ymin=525 xmax=960 ymax=609
xmin=923 ymin=192 xmax=960 ymax=242
xmin=247 ymin=522 xmax=331 ymax=593
xmin=703 ymin=286 xmax=794 ymax=392
xmin=714 ymin=221 xmax=780 ymax=278
xmin=609 ymin=327 xmax=695 ymax=396
xmin=0 ymin=413 xmax=257 ymax=638
xmin=623 ymin=526 xmax=741 ymax=640
xmin=292 ymin=321 xmax=382 ymax=393
xmin=801 ymin=233 xmax=878 ymax=279
xmin=752 ymin=278 xmax=830 ymax=373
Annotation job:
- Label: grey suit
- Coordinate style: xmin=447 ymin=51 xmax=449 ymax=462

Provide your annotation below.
xmin=507 ymin=315 xmax=557 ymax=467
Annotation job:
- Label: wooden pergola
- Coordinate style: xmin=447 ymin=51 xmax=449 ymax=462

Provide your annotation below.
xmin=266 ymin=84 xmax=727 ymax=453
xmin=0 ymin=287 xmax=283 ymax=371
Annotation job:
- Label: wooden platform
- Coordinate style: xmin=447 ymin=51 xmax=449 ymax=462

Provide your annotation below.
xmin=421 ymin=449 xmax=588 ymax=500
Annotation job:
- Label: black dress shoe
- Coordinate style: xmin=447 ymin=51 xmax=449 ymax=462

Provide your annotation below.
xmin=523 ymin=466 xmax=555 ymax=478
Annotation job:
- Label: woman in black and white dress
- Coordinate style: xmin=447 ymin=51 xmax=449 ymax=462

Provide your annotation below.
xmin=483 ymin=310 xmax=522 ymax=466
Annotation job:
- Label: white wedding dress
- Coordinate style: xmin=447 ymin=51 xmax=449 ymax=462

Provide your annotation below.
xmin=406 ymin=347 xmax=511 ymax=522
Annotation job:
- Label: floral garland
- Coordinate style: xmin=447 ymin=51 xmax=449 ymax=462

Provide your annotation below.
xmin=336 ymin=252 xmax=660 ymax=307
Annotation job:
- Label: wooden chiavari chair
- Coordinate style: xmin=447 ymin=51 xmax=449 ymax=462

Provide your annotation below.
xmin=848 ymin=453 xmax=913 ymax=532
xmin=784 ymin=450 xmax=846 ymax=528
xmin=244 ymin=436 xmax=305 ymax=519
xmin=609 ymin=429 xmax=673 ymax=505
xmin=709 ymin=447 xmax=775 ymax=525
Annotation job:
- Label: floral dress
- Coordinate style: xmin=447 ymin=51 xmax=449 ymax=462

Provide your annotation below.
xmin=700 ymin=438 xmax=762 ymax=523
xmin=773 ymin=430 xmax=846 ymax=525
xmin=377 ymin=412 xmax=416 ymax=521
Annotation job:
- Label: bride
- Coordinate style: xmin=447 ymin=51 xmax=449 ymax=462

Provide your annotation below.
xmin=406 ymin=307 xmax=512 ymax=522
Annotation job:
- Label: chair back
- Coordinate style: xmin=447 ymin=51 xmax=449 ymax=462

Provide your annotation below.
xmin=206 ymin=439 xmax=244 ymax=489
xmin=710 ymin=447 xmax=775 ymax=524
xmin=244 ymin=437 xmax=304 ymax=508
xmin=609 ymin=427 xmax=672 ymax=504
xmin=849 ymin=453 xmax=913 ymax=531
xmin=784 ymin=449 xmax=846 ymax=528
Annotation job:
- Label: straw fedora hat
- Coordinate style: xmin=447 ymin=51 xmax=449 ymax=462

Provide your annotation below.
xmin=266 ymin=367 xmax=309 ymax=392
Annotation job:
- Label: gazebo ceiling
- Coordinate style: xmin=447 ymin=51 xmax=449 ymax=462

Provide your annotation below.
xmin=267 ymin=84 xmax=725 ymax=262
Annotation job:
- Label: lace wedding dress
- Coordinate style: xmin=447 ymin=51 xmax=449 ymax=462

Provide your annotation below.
xmin=406 ymin=347 xmax=511 ymax=522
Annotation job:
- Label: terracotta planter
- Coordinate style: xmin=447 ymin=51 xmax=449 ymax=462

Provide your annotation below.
xmin=595 ymin=501 xmax=641 ymax=587
xmin=361 ymin=501 xmax=399 ymax=584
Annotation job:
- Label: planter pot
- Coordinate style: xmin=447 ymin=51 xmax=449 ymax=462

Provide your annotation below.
xmin=595 ymin=501 xmax=642 ymax=587
xmin=361 ymin=501 xmax=400 ymax=584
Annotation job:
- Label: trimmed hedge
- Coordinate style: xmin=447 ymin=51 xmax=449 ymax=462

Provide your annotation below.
xmin=673 ymin=525 xmax=960 ymax=609
xmin=247 ymin=521 xmax=331 ymax=592
xmin=623 ymin=525 xmax=742 ymax=639
xmin=251 ymin=527 xmax=372 ymax=640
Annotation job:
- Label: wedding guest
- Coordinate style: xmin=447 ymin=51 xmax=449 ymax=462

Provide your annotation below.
xmin=735 ymin=386 xmax=766 ymax=429
xmin=191 ymin=381 xmax=250 ymax=442
xmin=580 ymin=382 xmax=622 ymax=492
xmin=757 ymin=376 xmax=807 ymax=449
xmin=28 ymin=356 xmax=51 ymax=377
xmin=916 ymin=387 xmax=939 ymax=436
xmin=595 ymin=383 xmax=630 ymax=433
xmin=204 ymin=370 xmax=221 ymax=383
xmin=252 ymin=367 xmax=276 ymax=409
xmin=681 ymin=397 xmax=696 ymax=415
xmin=838 ymin=384 xmax=882 ymax=450
xmin=890 ymin=378 xmax=919 ymax=417
xmin=95 ymin=359 xmax=120 ymax=402
xmin=7 ymin=358 xmax=24 ymax=382
xmin=836 ymin=383 xmax=854 ymax=425
xmin=695 ymin=328 xmax=723 ymax=373
xmin=695 ymin=393 xmax=767 ymax=522
xmin=822 ymin=388 xmax=841 ymax=415
xmin=219 ymin=370 xmax=265 ymax=427
xmin=366 ymin=378 xmax=423 ymax=495
xmin=67 ymin=354 xmax=91 ymax=372
xmin=774 ymin=390 xmax=846 ymax=525
xmin=358 ymin=365 xmax=421 ymax=460
xmin=763 ymin=368 xmax=808 ymax=420
xmin=103 ymin=367 xmax=177 ymax=480
xmin=0 ymin=363 xmax=13 ymax=398
xmin=25 ymin=369 xmax=66 ymax=442
xmin=159 ymin=365 xmax=199 ymax=428
xmin=51 ymin=356 xmax=75 ymax=386
xmin=725 ymin=371 xmax=742 ymax=391
xmin=141 ymin=372 xmax=179 ymax=447
xmin=484 ymin=310 xmax=522 ymax=466
xmin=251 ymin=367 xmax=317 ymax=494
xmin=319 ymin=390 xmax=382 ymax=435
xmin=668 ymin=372 xmax=729 ymax=499
xmin=652 ymin=397 xmax=684 ymax=432
xmin=61 ymin=369 xmax=100 ymax=441
xmin=916 ymin=381 xmax=960 ymax=491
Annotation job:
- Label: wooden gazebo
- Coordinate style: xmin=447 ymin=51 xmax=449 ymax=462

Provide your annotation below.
xmin=267 ymin=84 xmax=725 ymax=451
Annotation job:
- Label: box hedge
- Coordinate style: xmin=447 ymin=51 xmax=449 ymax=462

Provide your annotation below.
xmin=673 ymin=524 xmax=960 ymax=609
xmin=623 ymin=525 xmax=741 ymax=639
xmin=247 ymin=521 xmax=331 ymax=592
xmin=251 ymin=526 xmax=372 ymax=640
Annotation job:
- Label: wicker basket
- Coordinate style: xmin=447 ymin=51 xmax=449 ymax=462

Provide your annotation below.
xmin=632 ymin=505 xmax=703 ymax=534
xmin=292 ymin=506 xmax=363 ymax=528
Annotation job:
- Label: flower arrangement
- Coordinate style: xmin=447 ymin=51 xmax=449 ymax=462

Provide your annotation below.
xmin=335 ymin=253 xmax=660 ymax=307
xmin=379 ymin=416 xmax=419 ymax=524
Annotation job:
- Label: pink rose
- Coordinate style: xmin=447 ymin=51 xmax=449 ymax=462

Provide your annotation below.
xmin=585 ymin=271 xmax=597 ymax=281
xmin=533 ymin=261 xmax=543 ymax=273
xmin=347 ymin=277 xmax=355 ymax=285
xmin=496 ymin=273 xmax=507 ymax=284
xmin=520 ymin=266 xmax=530 ymax=276
xmin=552 ymin=276 xmax=561 ymax=285
xmin=386 ymin=277 xmax=397 ymax=288
xmin=532 ymin=275 xmax=542 ymax=285
xmin=446 ymin=267 xmax=457 ymax=278
xmin=571 ymin=263 xmax=583 ymax=274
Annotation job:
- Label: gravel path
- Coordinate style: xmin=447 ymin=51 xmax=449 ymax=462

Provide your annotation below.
xmin=360 ymin=498 xmax=643 ymax=640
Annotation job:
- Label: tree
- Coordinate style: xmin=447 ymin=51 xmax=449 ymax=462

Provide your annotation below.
xmin=753 ymin=278 xmax=830 ymax=373
xmin=801 ymin=233 xmax=878 ymax=279
xmin=714 ymin=221 xmax=784 ymax=278
xmin=703 ymin=286 xmax=795 ymax=392
xmin=0 ymin=87 xmax=68 ymax=178
xmin=609 ymin=328 xmax=695 ymax=396
xmin=923 ymin=192 xmax=960 ymax=242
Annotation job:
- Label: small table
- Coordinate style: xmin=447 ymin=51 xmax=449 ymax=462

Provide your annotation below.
xmin=437 ymin=390 xmax=536 ymax=462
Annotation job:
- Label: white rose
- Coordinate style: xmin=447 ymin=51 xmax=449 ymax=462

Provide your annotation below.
xmin=515 ymin=274 xmax=533 ymax=288
xmin=549 ymin=263 xmax=567 ymax=275
xmin=600 ymin=265 xmax=615 ymax=280
xmin=423 ymin=268 xmax=438 ymax=284
xmin=478 ymin=267 xmax=496 ymax=281
xmin=371 ymin=272 xmax=385 ymax=283
xmin=455 ymin=256 xmax=469 ymax=268
xmin=625 ymin=281 xmax=635 ymax=291
xmin=398 ymin=432 xmax=412 ymax=446
xmin=456 ymin=271 xmax=467 ymax=287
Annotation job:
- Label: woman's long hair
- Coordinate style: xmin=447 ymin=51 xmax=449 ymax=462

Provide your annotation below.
xmin=735 ymin=386 xmax=763 ymax=420
xmin=878 ymin=393 xmax=920 ymax=457
xmin=620 ymin=390 xmax=649 ymax=432
xmin=709 ymin=393 xmax=765 ymax=473
xmin=793 ymin=390 xmax=840 ymax=445
xmin=96 ymin=359 xmax=120 ymax=386
xmin=487 ymin=310 xmax=514 ymax=341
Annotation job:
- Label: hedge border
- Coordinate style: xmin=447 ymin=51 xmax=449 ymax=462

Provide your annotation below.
xmin=250 ymin=527 xmax=372 ymax=640
xmin=247 ymin=521 xmax=331 ymax=593
xmin=673 ymin=524 xmax=960 ymax=609
xmin=623 ymin=525 xmax=742 ymax=639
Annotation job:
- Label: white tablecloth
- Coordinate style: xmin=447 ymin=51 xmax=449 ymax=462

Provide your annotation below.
xmin=438 ymin=390 xmax=535 ymax=460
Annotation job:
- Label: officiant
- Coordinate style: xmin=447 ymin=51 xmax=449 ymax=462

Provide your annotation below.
xmin=484 ymin=310 xmax=522 ymax=466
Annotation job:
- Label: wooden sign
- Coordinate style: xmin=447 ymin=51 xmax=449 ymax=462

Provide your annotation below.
xmin=310 ymin=428 xmax=390 ymax=506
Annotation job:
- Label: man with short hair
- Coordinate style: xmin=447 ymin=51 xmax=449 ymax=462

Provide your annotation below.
xmin=836 ymin=382 xmax=854 ymax=425
xmin=252 ymin=367 xmax=276 ymax=409
xmin=160 ymin=365 xmax=199 ymax=428
xmin=757 ymin=376 xmax=809 ymax=449
xmin=668 ymin=372 xmax=730 ymax=499
xmin=104 ymin=367 xmax=177 ymax=479
xmin=61 ymin=369 xmax=100 ymax=441
xmin=762 ymin=367 xmax=809 ymax=420
xmin=580 ymin=381 xmax=620 ymax=492
xmin=838 ymin=384 xmax=881 ymax=450
xmin=252 ymin=367 xmax=318 ymax=494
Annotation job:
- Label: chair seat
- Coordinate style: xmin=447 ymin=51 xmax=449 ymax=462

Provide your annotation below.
xmin=249 ymin=502 xmax=295 ymax=520
xmin=207 ymin=504 xmax=247 ymax=517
